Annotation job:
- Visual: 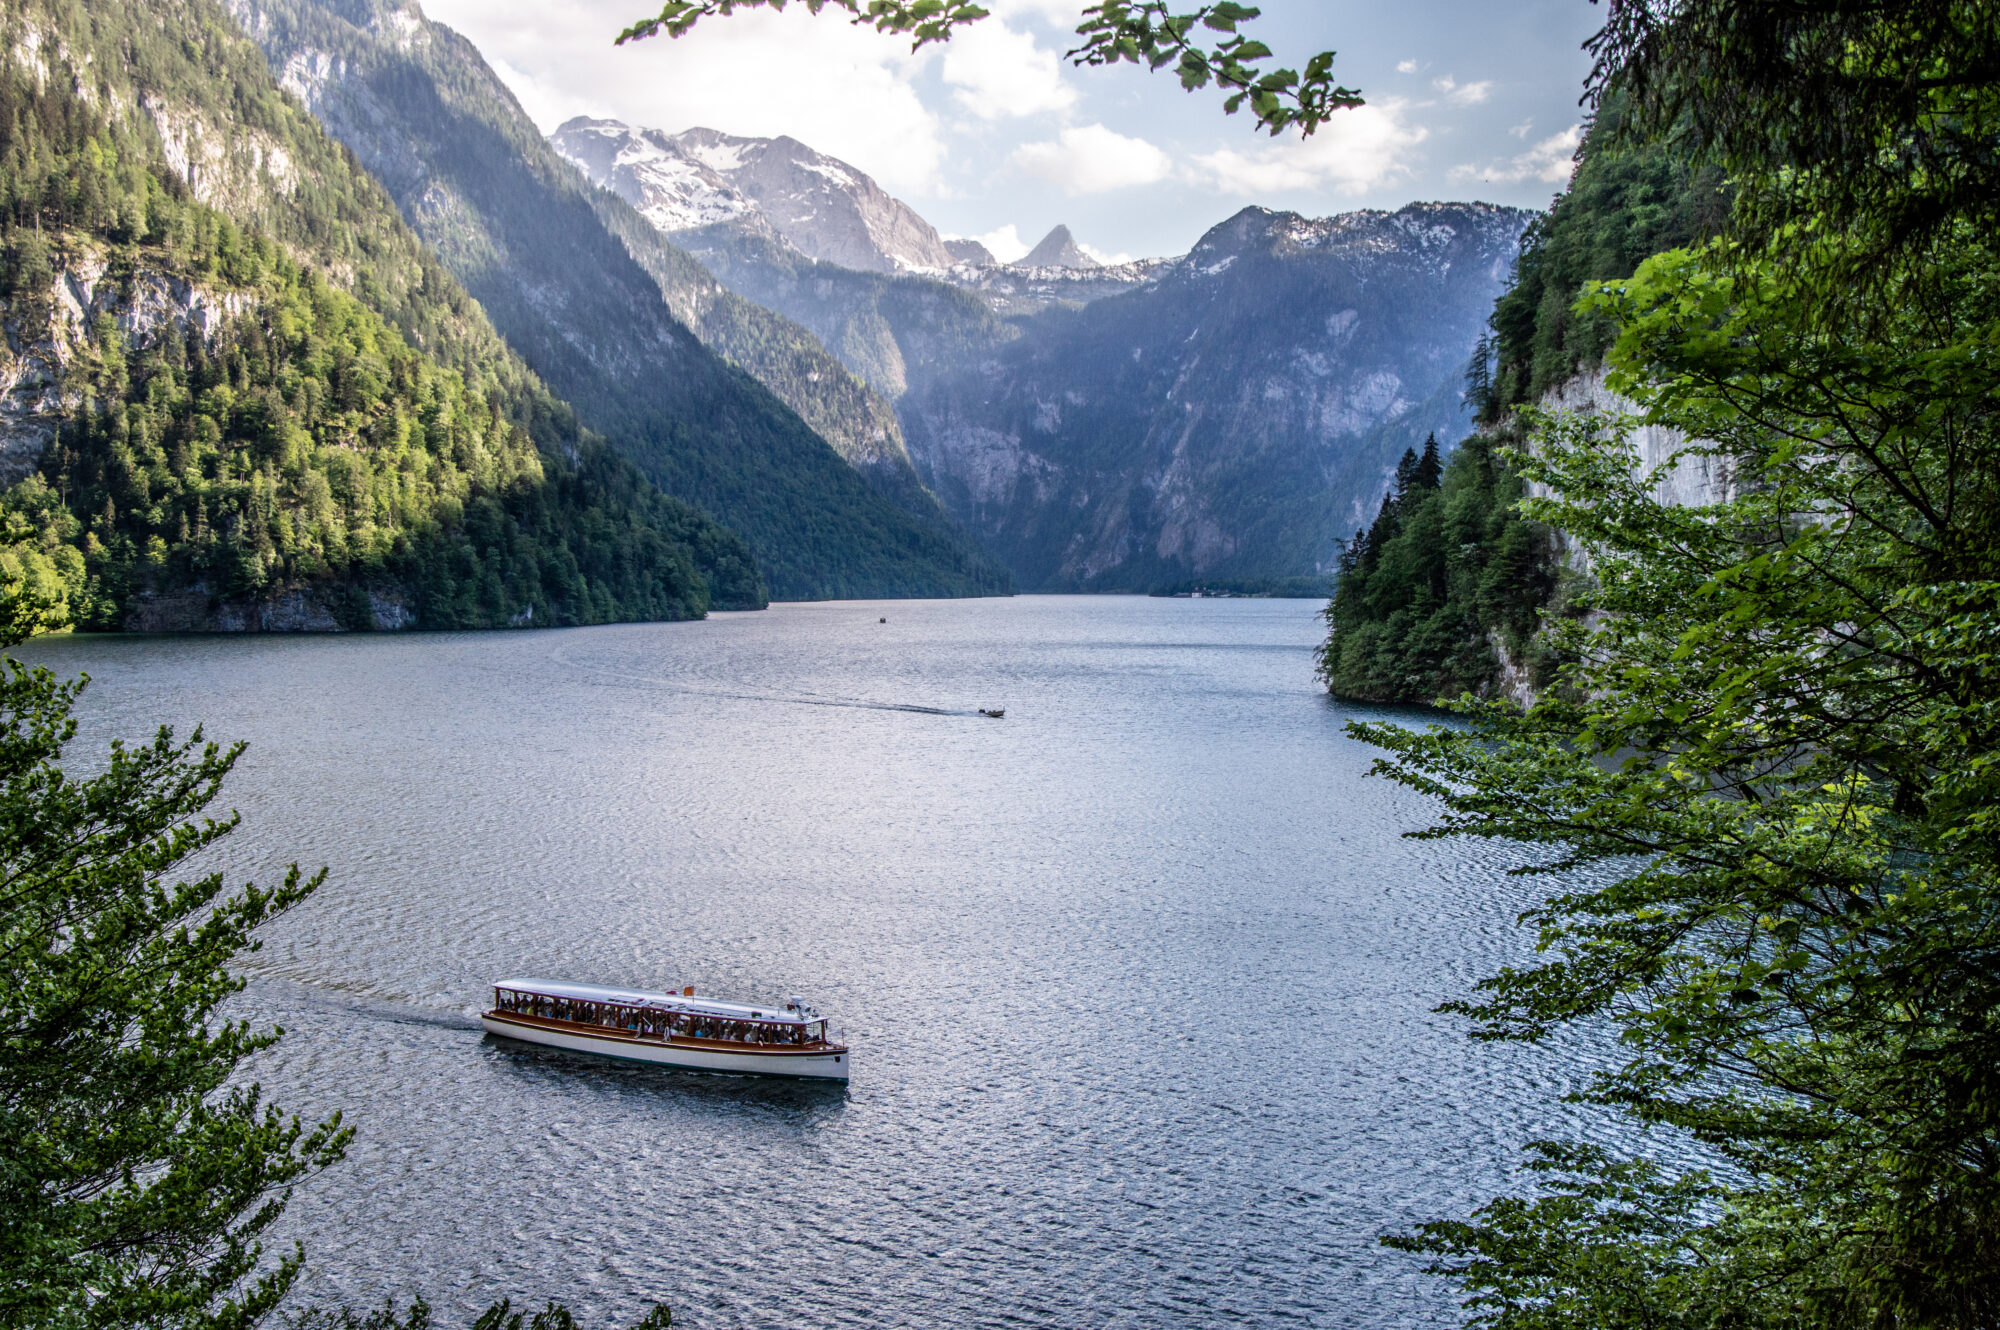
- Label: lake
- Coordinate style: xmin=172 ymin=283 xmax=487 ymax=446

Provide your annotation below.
xmin=19 ymin=596 xmax=1598 ymax=1328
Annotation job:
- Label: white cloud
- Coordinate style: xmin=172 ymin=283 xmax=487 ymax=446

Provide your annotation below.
xmin=422 ymin=0 xmax=949 ymax=195
xmin=986 ymin=0 xmax=1088 ymax=26
xmin=1011 ymin=123 xmax=1174 ymax=195
xmin=1434 ymin=75 xmax=1493 ymax=106
xmin=405 ymin=0 xmax=1607 ymax=254
xmin=1079 ymin=241 xmax=1133 ymax=265
xmin=1450 ymin=123 xmax=1582 ymax=185
xmin=962 ymin=223 xmax=1030 ymax=262
xmin=1189 ymin=100 xmax=1427 ymax=196
xmin=478 ymin=54 xmax=576 ymax=138
xmin=941 ymin=20 xmax=1077 ymax=119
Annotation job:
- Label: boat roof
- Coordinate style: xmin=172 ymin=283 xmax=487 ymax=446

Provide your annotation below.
xmin=494 ymin=978 xmax=818 ymax=1024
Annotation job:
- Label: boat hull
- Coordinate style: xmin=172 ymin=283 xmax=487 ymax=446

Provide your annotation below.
xmin=480 ymin=1013 xmax=850 ymax=1081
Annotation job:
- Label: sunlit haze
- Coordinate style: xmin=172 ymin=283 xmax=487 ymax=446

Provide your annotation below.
xmin=422 ymin=0 xmax=1601 ymax=261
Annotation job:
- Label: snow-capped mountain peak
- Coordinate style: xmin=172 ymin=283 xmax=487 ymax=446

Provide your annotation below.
xmin=551 ymin=117 xmax=753 ymax=233
xmin=552 ymin=118 xmax=957 ymax=275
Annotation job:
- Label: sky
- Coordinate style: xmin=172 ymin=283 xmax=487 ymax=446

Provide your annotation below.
xmin=422 ymin=0 xmax=1605 ymax=263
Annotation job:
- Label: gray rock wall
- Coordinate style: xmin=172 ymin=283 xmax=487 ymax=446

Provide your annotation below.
xmin=1533 ymin=365 xmax=1733 ymax=577
xmin=0 ymin=249 xmax=250 ymax=484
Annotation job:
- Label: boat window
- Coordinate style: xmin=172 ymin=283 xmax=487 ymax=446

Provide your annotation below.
xmin=491 ymin=991 xmax=832 ymax=1047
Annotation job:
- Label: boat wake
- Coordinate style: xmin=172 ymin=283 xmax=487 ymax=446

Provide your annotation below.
xmin=238 ymin=974 xmax=485 ymax=1032
xmin=546 ymin=647 xmax=996 ymax=718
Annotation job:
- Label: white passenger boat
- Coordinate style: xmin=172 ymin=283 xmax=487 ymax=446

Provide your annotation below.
xmin=480 ymin=978 xmax=850 ymax=1081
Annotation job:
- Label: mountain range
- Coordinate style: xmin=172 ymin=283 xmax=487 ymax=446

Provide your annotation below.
xmin=0 ymin=0 xmax=1533 ymax=630
xmin=552 ymin=118 xmax=963 ymax=275
xmin=903 ymin=203 xmax=1529 ymax=589
xmin=554 ymin=116 xmax=1530 ymax=591
xmin=551 ymin=118 xmax=1104 ymax=279
xmin=231 ymin=0 xmax=1011 ymax=600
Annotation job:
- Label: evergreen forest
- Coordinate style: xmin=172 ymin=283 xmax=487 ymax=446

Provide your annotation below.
xmin=1316 ymin=434 xmax=1555 ymax=703
xmin=1333 ymin=2 xmax=2000 ymax=1325
xmin=0 ymin=0 xmax=763 ymax=628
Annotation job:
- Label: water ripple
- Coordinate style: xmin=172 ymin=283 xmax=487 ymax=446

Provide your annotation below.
xmin=20 ymin=598 xmax=1617 ymax=1329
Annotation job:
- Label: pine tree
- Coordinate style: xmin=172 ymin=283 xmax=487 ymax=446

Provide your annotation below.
xmin=1463 ymin=333 xmax=1494 ymax=417
xmin=1413 ymin=434 xmax=1443 ymax=492
xmin=1391 ymin=446 xmax=1423 ymax=503
xmin=0 ymin=604 xmax=347 ymax=1328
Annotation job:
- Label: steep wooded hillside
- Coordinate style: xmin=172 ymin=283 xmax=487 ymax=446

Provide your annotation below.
xmin=1323 ymin=117 xmax=1727 ymax=705
xmin=229 ymin=0 xmax=1010 ymax=599
xmin=0 ymin=0 xmax=765 ymax=630
xmin=1316 ymin=433 xmax=1556 ymax=703
xmin=1474 ymin=104 xmax=1727 ymax=418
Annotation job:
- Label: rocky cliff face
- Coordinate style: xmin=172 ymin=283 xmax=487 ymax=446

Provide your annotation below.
xmin=942 ymin=237 xmax=996 ymax=265
xmin=1532 ymin=365 xmax=1733 ymax=580
xmin=899 ymin=203 xmax=1533 ymax=590
xmin=655 ymin=215 xmax=1015 ymax=402
xmin=553 ymin=118 xmax=960 ymax=275
xmin=0 ymin=249 xmax=249 ymax=485
xmin=1540 ymin=366 xmax=1731 ymax=510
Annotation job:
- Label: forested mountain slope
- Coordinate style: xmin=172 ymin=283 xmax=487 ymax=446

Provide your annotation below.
xmin=1321 ymin=118 xmax=1727 ymax=703
xmin=1480 ymin=109 xmax=1727 ymax=415
xmin=900 ymin=204 xmax=1529 ymax=591
xmin=229 ymin=0 xmax=1009 ymax=599
xmin=0 ymin=0 xmax=765 ymax=630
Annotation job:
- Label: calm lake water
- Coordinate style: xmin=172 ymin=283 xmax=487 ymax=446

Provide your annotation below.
xmin=20 ymin=596 xmax=1605 ymax=1329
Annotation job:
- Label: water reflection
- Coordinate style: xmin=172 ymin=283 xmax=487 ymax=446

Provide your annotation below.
xmin=480 ymin=1036 xmax=854 ymax=1120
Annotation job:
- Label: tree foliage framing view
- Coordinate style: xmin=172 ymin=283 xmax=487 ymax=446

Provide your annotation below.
xmin=0 ymin=598 xmax=346 ymax=1329
xmin=1586 ymin=0 xmax=2000 ymax=277
xmin=1345 ymin=1 xmax=2000 ymax=1326
xmin=0 ymin=588 xmax=676 ymax=1325
xmin=614 ymin=1 xmax=1361 ymax=137
xmin=20 ymin=0 xmax=2000 ymax=1325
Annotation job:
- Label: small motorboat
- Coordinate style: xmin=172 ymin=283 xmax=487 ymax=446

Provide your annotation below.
xmin=979 ymin=708 xmax=1005 ymax=718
